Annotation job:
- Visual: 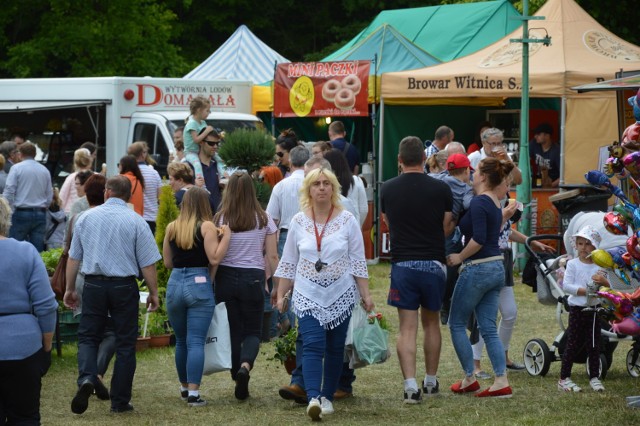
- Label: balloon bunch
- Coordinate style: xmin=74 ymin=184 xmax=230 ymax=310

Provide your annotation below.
xmin=584 ymin=170 xmax=640 ymax=334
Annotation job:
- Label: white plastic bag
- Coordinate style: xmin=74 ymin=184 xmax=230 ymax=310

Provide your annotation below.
xmin=203 ymin=302 xmax=231 ymax=375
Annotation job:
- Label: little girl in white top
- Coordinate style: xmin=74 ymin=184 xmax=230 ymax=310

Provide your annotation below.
xmin=183 ymin=96 xmax=215 ymax=181
xmin=558 ymin=225 xmax=610 ymax=393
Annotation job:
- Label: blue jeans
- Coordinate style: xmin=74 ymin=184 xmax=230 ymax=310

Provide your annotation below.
xmin=10 ymin=209 xmax=46 ymax=252
xmin=77 ymin=276 xmax=139 ymax=409
xmin=448 ymin=260 xmax=506 ymax=377
xmin=166 ymin=267 xmax=215 ymax=386
xmin=291 ymin=326 xmax=356 ymax=392
xmin=277 ymin=229 xmax=288 ymax=256
xmin=298 ymin=313 xmax=351 ymax=402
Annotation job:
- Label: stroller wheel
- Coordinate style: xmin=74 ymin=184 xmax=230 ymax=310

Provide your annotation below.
xmin=627 ymin=349 xmax=640 ymax=378
xmin=586 ymin=354 xmax=608 ymax=380
xmin=523 ymin=339 xmax=551 ymax=376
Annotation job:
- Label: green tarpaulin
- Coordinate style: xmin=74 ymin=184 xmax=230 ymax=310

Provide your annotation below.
xmin=322 ymin=24 xmax=441 ymax=75
xmin=328 ymin=0 xmax=521 ymax=63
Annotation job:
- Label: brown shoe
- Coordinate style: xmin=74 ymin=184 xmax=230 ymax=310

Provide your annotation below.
xmin=279 ymin=384 xmax=307 ymax=404
xmin=333 ymin=389 xmax=353 ymax=400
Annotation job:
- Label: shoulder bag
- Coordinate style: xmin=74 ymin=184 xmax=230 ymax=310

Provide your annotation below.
xmin=51 ymin=214 xmax=76 ymax=300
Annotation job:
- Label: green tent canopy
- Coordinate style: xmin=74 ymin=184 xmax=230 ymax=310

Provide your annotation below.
xmin=322 ymin=24 xmax=441 ymax=75
xmin=328 ymin=0 xmax=521 ymax=63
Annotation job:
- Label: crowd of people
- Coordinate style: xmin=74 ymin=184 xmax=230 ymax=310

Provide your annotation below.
xmin=1 ymin=104 xmax=580 ymax=424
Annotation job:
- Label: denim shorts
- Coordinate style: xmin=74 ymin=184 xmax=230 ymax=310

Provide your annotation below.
xmin=388 ymin=260 xmax=446 ymax=311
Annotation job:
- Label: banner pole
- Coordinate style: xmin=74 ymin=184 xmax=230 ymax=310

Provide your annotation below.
xmin=371 ymin=54 xmax=379 ymax=261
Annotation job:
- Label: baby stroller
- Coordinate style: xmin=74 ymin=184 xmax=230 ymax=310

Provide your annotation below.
xmin=522 ymin=211 xmax=640 ymax=379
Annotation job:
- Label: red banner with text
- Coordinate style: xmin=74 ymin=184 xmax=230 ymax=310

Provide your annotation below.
xmin=274 ymin=61 xmax=370 ymax=118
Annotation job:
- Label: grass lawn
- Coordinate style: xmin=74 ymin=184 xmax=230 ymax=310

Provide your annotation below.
xmin=41 ymin=263 xmax=640 ymax=425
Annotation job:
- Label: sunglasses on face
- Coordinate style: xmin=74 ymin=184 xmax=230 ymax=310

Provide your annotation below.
xmin=205 ymin=140 xmax=220 ymax=147
xmin=276 ymin=152 xmax=284 ymax=158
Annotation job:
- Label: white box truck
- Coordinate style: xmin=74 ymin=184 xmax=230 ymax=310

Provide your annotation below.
xmin=0 ymin=77 xmax=263 ymax=183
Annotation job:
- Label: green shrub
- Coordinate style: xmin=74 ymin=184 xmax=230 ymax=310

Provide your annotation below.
xmin=154 ymin=185 xmax=179 ymax=316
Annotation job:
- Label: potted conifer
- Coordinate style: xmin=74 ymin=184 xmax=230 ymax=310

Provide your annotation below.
xmin=217 ymin=128 xmax=276 ymax=206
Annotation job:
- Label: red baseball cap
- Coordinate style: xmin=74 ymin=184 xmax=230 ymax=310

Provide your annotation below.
xmin=447 ymin=153 xmax=473 ymax=171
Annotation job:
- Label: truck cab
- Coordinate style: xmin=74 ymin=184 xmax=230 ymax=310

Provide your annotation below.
xmin=128 ymin=111 xmax=263 ymax=178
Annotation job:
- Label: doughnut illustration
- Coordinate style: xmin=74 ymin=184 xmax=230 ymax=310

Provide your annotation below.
xmin=341 ymin=74 xmax=361 ymax=95
xmin=322 ymin=79 xmax=341 ymax=102
xmin=334 ymin=88 xmax=356 ymax=110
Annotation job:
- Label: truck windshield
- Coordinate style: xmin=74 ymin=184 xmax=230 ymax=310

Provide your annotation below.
xmin=168 ymin=119 xmax=264 ymax=134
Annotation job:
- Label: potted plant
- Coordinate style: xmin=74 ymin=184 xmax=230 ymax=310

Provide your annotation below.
xmin=269 ymin=327 xmax=297 ymax=374
xmin=40 ymin=247 xmax=63 ymax=276
xmin=217 ymin=128 xmax=275 ymax=207
xmin=147 ymin=311 xmax=172 ymax=348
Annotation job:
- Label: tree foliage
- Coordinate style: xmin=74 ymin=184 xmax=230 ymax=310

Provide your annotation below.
xmin=1 ymin=0 xmax=190 ymax=77
xmin=0 ymin=0 xmax=637 ymax=78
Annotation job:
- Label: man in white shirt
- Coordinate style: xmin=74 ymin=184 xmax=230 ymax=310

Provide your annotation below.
xmin=468 ymin=128 xmax=522 ymax=185
xmin=266 ymin=146 xmax=311 ymax=254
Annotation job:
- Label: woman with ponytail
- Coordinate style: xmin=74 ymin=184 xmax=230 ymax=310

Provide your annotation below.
xmin=446 ymin=157 xmax=515 ymax=399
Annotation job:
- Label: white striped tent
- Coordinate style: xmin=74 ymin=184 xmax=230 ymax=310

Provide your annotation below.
xmin=185 ymin=25 xmax=289 ymax=85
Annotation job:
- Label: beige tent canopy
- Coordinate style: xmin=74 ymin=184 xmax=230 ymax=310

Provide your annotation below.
xmin=380 ymin=0 xmax=640 ymax=184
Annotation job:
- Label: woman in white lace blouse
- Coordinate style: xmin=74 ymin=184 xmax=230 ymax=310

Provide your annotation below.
xmin=275 ymin=167 xmax=374 ymax=421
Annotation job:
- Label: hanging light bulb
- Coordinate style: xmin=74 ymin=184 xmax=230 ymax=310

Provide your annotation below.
xmin=325 ymin=117 xmax=332 ymax=125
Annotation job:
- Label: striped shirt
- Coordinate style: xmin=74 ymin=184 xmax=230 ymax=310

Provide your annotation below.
xmin=266 ymin=169 xmax=304 ymax=230
xmin=138 ymin=163 xmax=162 ymax=222
xmin=424 ymin=142 xmax=439 ymax=159
xmin=69 ymin=197 xmax=161 ymax=276
xmin=218 ymin=212 xmax=278 ymax=270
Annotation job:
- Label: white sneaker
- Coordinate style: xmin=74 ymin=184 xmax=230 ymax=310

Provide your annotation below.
xmin=558 ymin=378 xmax=582 ymax=392
xmin=590 ymin=378 xmax=605 ymax=392
xmin=306 ymin=398 xmax=322 ymax=421
xmin=403 ymin=388 xmax=422 ymax=404
xmin=320 ymin=397 xmax=334 ymax=415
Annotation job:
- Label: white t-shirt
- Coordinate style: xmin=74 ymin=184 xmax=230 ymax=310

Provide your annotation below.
xmin=563 ymin=257 xmax=601 ymax=307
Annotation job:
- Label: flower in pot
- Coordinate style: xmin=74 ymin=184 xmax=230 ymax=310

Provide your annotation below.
xmin=269 ymin=327 xmax=297 ymax=374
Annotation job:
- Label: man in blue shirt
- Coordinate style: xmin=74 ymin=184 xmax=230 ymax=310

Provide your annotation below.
xmin=2 ymin=142 xmax=52 ymax=252
xmin=328 ymin=121 xmax=360 ymax=175
xmin=64 ymin=175 xmax=161 ymax=415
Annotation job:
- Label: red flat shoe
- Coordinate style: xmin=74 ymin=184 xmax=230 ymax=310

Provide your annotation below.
xmin=475 ymin=386 xmax=513 ymax=398
xmin=450 ymin=380 xmax=480 ymax=394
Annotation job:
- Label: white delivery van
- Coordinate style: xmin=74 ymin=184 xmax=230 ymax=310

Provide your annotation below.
xmin=0 ymin=77 xmax=263 ymax=183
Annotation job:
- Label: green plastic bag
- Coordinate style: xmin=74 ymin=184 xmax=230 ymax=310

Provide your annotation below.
xmin=353 ymin=314 xmax=390 ymax=366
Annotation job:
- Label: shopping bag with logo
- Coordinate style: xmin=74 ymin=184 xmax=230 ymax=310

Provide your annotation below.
xmin=203 ymin=302 xmax=231 ymax=375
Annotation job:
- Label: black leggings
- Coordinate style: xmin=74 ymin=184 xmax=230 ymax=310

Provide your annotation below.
xmin=560 ymin=306 xmax=601 ymax=379
xmin=0 ymin=349 xmax=44 ymax=425
xmin=215 ymin=266 xmax=265 ymax=378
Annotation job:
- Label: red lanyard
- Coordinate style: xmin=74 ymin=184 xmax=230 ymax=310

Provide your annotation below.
xmin=312 ymin=205 xmax=334 ymax=254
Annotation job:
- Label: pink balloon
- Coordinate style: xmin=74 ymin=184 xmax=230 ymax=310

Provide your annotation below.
xmin=612 ymin=316 xmax=640 ymax=335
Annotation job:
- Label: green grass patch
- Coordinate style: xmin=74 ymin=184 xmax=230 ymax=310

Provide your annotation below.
xmin=41 ymin=263 xmax=640 ymax=425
